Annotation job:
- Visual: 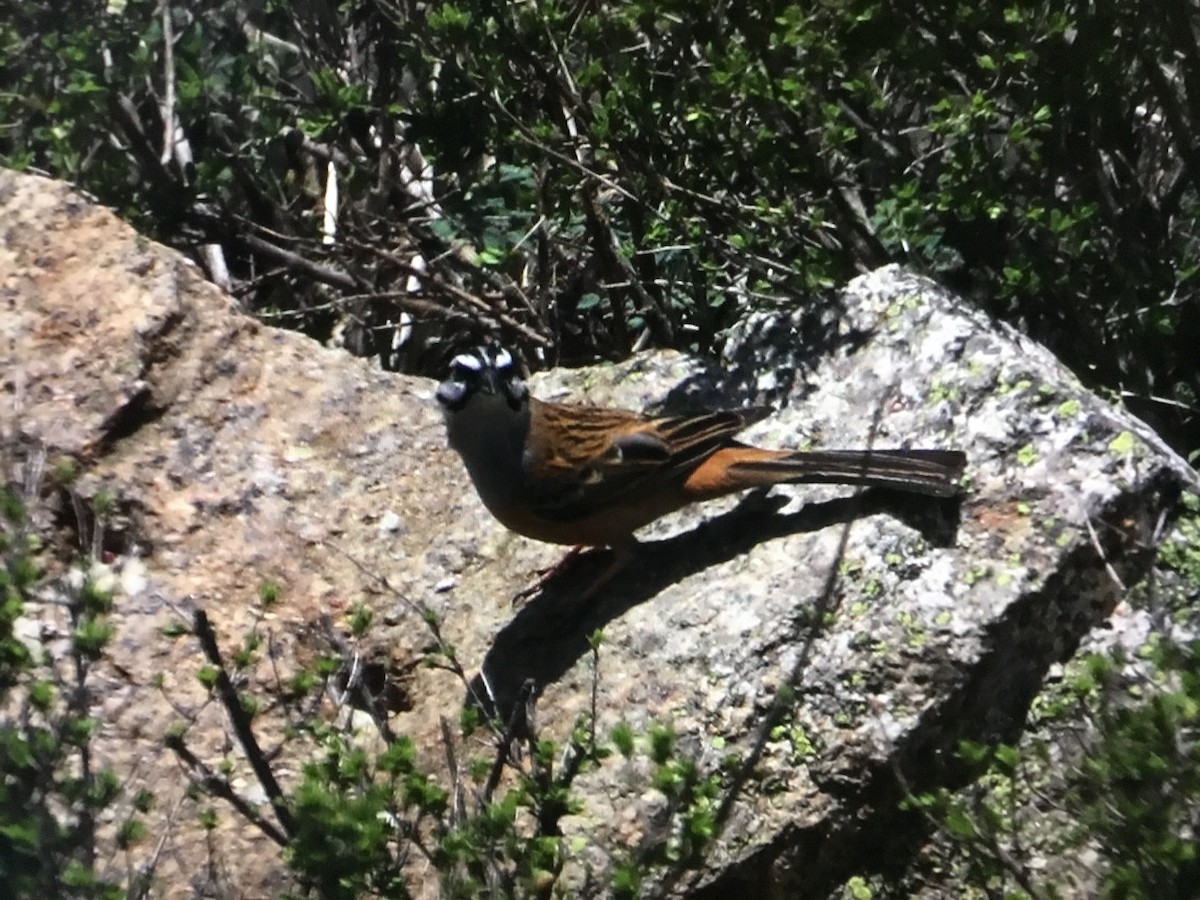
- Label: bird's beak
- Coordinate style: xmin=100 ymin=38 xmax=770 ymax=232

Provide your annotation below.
xmin=479 ymin=368 xmax=504 ymax=396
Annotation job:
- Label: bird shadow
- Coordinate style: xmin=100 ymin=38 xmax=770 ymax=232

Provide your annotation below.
xmin=464 ymin=488 xmax=962 ymax=724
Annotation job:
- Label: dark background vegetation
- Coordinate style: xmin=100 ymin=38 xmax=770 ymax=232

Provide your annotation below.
xmin=3 ymin=0 xmax=1199 ymax=458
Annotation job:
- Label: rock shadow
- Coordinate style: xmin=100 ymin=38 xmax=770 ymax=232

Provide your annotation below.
xmin=464 ymin=488 xmax=962 ymax=724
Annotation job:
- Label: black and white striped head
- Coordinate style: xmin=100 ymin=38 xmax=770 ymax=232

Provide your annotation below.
xmin=435 ymin=346 xmax=529 ymax=413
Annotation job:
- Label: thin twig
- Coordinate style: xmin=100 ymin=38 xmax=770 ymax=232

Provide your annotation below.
xmin=365 ymin=247 xmax=551 ymax=346
xmin=191 ymin=608 xmax=296 ymax=838
xmin=165 ymin=732 xmax=289 ymax=847
xmin=482 ymin=679 xmax=537 ymax=804
xmin=239 ymin=231 xmax=363 ymax=293
xmin=1082 ymin=505 xmax=1129 ymax=594
xmin=318 ymin=614 xmax=398 ymax=744
xmin=158 ymin=1 xmax=176 ymax=167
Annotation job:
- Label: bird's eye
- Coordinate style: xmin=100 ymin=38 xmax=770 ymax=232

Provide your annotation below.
xmin=448 ymin=352 xmax=484 ymax=382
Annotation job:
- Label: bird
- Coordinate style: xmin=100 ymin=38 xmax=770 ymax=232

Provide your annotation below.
xmin=436 ymin=346 xmax=966 ymax=594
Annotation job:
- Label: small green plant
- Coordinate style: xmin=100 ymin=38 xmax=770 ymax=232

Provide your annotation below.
xmin=902 ymin=635 xmax=1200 ymax=898
xmin=1 ymin=479 xmax=150 ymax=897
xmin=164 ymin=574 xmax=602 ymax=897
xmin=1069 ymin=642 xmax=1200 ymax=898
xmin=166 ymin=566 xmax=755 ymax=897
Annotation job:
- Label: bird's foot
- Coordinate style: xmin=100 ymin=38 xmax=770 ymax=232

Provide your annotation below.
xmin=512 ymin=545 xmax=587 ymax=604
xmin=511 ymin=543 xmax=634 ymax=605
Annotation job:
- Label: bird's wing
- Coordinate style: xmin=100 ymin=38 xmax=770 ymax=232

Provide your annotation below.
xmin=524 ymin=399 xmax=771 ymax=521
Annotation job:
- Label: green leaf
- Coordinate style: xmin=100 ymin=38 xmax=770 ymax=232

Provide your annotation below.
xmin=945 ymin=805 xmax=977 ymax=838
xmin=478 ymin=247 xmax=504 ymax=266
xmin=611 ymin=721 xmax=635 ymax=757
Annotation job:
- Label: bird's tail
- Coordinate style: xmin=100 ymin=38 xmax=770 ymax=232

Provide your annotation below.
xmin=701 ymin=447 xmax=967 ymax=498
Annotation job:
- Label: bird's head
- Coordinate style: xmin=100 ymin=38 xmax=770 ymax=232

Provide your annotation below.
xmin=435 ymin=345 xmax=529 ymax=414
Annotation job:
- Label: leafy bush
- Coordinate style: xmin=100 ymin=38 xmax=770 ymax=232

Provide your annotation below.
xmin=164 ymin=610 xmax=735 ymax=897
xmin=897 ymin=497 xmax=1200 ymax=900
xmin=0 ymin=476 xmax=148 ymax=898
xmin=899 ymin=637 xmax=1200 ymax=899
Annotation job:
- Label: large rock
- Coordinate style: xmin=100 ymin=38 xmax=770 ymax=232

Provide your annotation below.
xmin=2 ymin=168 xmax=1195 ymax=896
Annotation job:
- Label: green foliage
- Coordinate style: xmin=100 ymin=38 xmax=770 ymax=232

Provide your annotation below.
xmin=611 ymin=720 xmax=635 ymax=758
xmin=287 ymin=744 xmax=413 ymax=899
xmin=904 ymin=634 xmax=1200 ymax=898
xmin=0 ymin=483 xmax=143 ymax=897
xmin=164 ymin=576 xmax=747 ymax=896
xmin=1071 ymin=641 xmax=1200 ymax=898
xmin=258 ymin=579 xmax=280 ymax=607
xmin=3 ymin=0 xmax=1197 ymax=452
xmin=1158 ymin=494 xmax=1200 ymax=587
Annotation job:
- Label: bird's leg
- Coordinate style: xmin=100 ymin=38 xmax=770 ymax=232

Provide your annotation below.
xmin=575 ymin=540 xmax=636 ymax=603
xmin=513 ymin=540 xmax=636 ymax=604
xmin=513 ymin=545 xmax=587 ymax=603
